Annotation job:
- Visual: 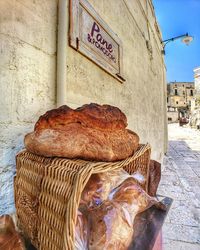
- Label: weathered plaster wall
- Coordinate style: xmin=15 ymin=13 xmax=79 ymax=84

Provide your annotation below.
xmin=62 ymin=0 xmax=167 ymax=161
xmin=194 ymin=67 xmax=200 ymax=99
xmin=167 ymin=82 xmax=194 ymax=108
xmin=190 ymin=67 xmax=200 ymax=128
xmin=167 ymin=111 xmax=179 ymax=123
xmin=0 ymin=0 xmax=58 ymax=214
xmin=0 ymin=0 xmax=167 ymax=215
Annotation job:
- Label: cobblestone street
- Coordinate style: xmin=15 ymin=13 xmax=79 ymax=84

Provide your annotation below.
xmin=158 ymin=123 xmax=200 ymax=250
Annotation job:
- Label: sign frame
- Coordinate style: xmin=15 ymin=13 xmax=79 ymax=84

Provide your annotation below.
xmin=69 ymin=0 xmax=125 ymax=82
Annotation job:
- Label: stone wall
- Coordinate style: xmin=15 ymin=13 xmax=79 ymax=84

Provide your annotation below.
xmin=167 ymin=111 xmax=179 ymax=123
xmin=167 ymin=82 xmax=194 ymax=108
xmin=190 ymin=67 xmax=200 ymax=128
xmin=0 ymin=0 xmax=58 ymax=214
xmin=0 ymin=0 xmax=167 ymax=215
xmin=61 ymin=0 xmax=167 ymax=161
xmin=194 ymin=67 xmax=200 ymax=100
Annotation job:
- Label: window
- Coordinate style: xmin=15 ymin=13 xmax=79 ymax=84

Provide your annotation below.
xmin=176 ymin=101 xmax=178 ymax=104
xmin=167 ymin=97 xmax=169 ymax=102
xmin=190 ymin=89 xmax=193 ymax=96
xmin=175 ymin=89 xmax=178 ymax=95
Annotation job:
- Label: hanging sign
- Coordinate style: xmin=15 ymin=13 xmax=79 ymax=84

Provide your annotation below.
xmin=69 ymin=0 xmax=125 ymax=82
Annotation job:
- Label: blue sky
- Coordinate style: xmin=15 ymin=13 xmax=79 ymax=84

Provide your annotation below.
xmin=153 ymin=0 xmax=200 ymax=82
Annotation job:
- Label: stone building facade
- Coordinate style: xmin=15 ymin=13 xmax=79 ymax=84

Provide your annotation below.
xmin=189 ymin=67 xmax=200 ymax=128
xmin=0 ymin=0 xmax=167 ymax=214
xmin=194 ymin=67 xmax=200 ymax=101
xmin=167 ymin=82 xmax=195 ymax=123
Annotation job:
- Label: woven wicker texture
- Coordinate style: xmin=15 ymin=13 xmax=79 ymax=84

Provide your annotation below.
xmin=14 ymin=144 xmax=151 ymax=250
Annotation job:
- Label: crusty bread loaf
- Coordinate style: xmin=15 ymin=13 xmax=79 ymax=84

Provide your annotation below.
xmin=34 ymin=103 xmax=127 ymax=131
xmin=24 ymin=103 xmax=139 ymax=161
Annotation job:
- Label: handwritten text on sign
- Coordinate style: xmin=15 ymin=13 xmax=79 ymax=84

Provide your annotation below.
xmin=87 ymin=22 xmax=116 ymax=63
xmin=70 ymin=0 xmax=124 ymax=82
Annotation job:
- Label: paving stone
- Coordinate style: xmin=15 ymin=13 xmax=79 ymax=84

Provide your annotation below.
xmin=166 ymin=200 xmax=199 ymax=227
xmin=173 ymin=163 xmax=190 ymax=170
xmin=183 ymin=156 xmax=198 ymax=162
xmin=162 ymin=223 xmax=200 ymax=244
xmin=186 ymin=161 xmax=200 ymax=168
xmin=159 ymin=174 xmax=180 ymax=186
xmin=176 ymin=168 xmax=198 ymax=178
xmin=158 ymin=181 xmax=194 ymax=200
xmin=192 ymin=168 xmax=200 ymax=177
xmin=179 ymin=177 xmax=194 ymax=192
xmin=181 ymin=152 xmax=199 ymax=162
xmin=189 ymin=192 xmax=200 ymax=208
xmin=0 ymin=165 xmax=16 ymax=215
xmin=160 ymin=124 xmax=200 ymax=249
xmin=163 ymin=239 xmax=200 ymax=250
xmin=172 ymin=159 xmax=189 ymax=166
xmin=194 ymin=153 xmax=200 ymax=158
xmin=187 ymin=178 xmax=200 ymax=188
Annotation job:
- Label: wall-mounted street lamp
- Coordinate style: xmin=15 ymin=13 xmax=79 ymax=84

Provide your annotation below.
xmin=161 ymin=33 xmax=193 ymax=54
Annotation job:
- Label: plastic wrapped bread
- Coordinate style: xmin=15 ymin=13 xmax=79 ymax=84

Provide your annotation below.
xmin=79 ymin=169 xmax=146 ymax=210
xmin=75 ymin=172 xmax=165 ymax=250
xmin=88 ymin=178 xmax=164 ymax=250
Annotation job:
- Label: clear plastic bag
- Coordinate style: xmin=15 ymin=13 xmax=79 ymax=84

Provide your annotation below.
xmin=110 ymin=177 xmax=165 ymax=214
xmin=75 ymin=211 xmax=89 ymax=250
xmin=75 ymin=170 xmax=164 ymax=250
xmin=79 ymin=169 xmax=146 ymax=210
xmin=87 ymin=200 xmax=134 ymax=250
xmin=87 ymin=177 xmax=165 ymax=250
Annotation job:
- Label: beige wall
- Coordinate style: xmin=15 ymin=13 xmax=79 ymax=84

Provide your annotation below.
xmin=0 ymin=0 xmax=58 ymax=214
xmin=0 ymin=0 xmax=167 ymax=214
xmin=194 ymin=67 xmax=200 ymax=99
xmin=60 ymin=0 xmax=166 ymax=161
xmin=167 ymin=111 xmax=179 ymax=123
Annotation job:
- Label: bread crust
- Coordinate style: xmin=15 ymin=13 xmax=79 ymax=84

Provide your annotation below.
xmin=25 ymin=103 xmax=139 ymax=161
xmin=35 ymin=103 xmax=127 ymax=131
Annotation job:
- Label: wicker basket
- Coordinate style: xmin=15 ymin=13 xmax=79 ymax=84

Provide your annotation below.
xmin=14 ymin=144 xmax=151 ymax=250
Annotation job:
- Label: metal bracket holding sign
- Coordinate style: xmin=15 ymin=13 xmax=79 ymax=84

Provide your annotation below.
xmin=69 ymin=0 xmax=125 ymax=83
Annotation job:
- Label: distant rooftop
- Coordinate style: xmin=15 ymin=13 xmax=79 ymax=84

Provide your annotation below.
xmin=167 ymin=81 xmax=194 ymax=84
